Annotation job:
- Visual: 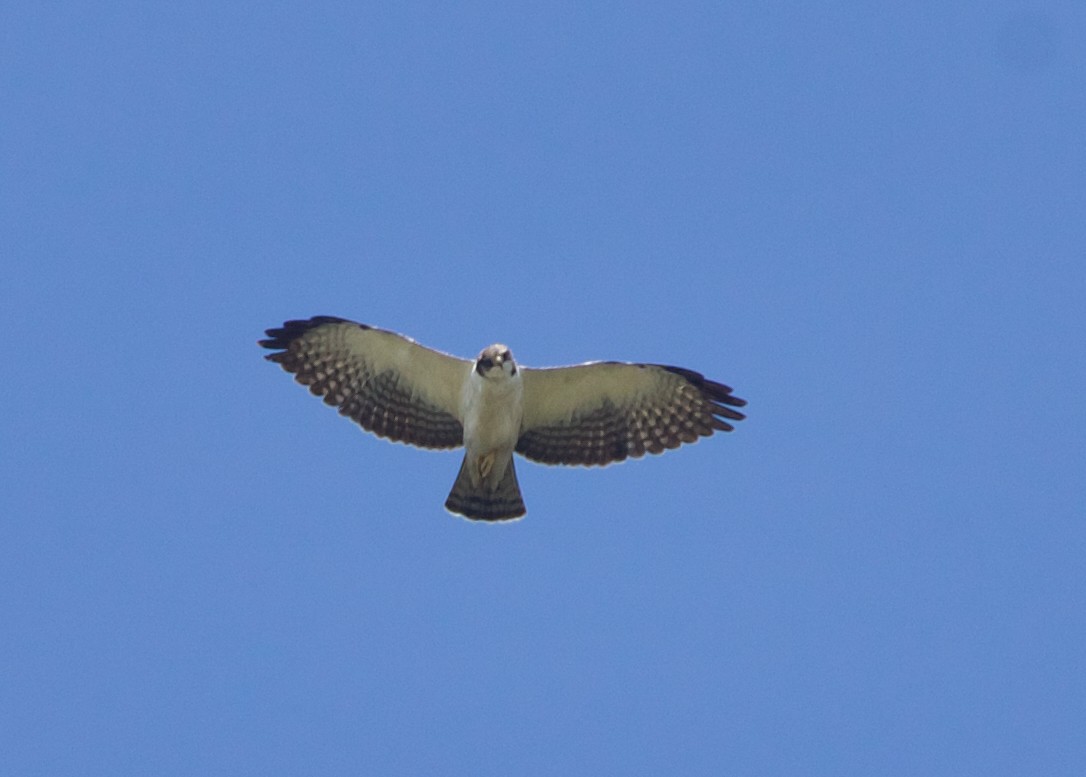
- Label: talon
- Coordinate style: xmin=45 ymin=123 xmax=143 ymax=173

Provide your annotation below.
xmin=478 ymin=452 xmax=495 ymax=479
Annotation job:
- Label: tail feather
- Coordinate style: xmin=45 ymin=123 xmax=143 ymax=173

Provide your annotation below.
xmin=445 ymin=455 xmax=526 ymax=521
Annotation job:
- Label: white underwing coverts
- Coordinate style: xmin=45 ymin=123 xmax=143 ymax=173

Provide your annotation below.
xmin=260 ymin=316 xmax=747 ymax=521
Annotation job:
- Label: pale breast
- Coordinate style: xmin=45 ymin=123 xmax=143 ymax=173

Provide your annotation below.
xmin=461 ymin=372 xmax=525 ymax=454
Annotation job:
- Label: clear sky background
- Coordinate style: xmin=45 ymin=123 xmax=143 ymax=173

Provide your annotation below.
xmin=3 ymin=2 xmax=1084 ymax=775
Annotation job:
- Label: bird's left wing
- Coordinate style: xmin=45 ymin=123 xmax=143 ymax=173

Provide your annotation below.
xmin=517 ymin=362 xmax=746 ymax=466
xmin=260 ymin=316 xmax=468 ymax=449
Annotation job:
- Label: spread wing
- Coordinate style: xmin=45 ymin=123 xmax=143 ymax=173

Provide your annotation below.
xmin=517 ymin=362 xmax=746 ymax=466
xmin=260 ymin=316 xmax=468 ymax=449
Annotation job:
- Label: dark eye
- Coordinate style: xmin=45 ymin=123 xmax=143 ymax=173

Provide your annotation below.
xmin=502 ymin=350 xmax=511 ymax=362
xmin=478 ymin=357 xmax=493 ymax=371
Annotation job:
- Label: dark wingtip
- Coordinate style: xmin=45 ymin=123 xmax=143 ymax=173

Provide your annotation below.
xmin=659 ymin=364 xmax=747 ymax=425
xmin=258 ymin=315 xmax=364 ymax=352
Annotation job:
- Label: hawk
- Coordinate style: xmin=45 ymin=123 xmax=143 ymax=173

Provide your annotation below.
xmin=260 ymin=316 xmax=746 ymax=521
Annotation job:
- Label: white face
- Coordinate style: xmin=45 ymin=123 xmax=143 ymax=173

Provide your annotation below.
xmin=475 ymin=344 xmax=516 ymax=379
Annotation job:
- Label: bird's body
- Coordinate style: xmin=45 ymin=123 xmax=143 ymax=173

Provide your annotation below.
xmin=452 ymin=344 xmax=527 ymax=519
xmin=260 ymin=316 xmax=746 ymax=521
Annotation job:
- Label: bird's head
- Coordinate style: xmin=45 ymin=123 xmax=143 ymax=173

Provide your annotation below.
xmin=475 ymin=344 xmax=517 ymax=379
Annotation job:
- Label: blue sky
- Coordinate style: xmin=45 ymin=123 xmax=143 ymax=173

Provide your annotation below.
xmin=3 ymin=2 xmax=1084 ymax=774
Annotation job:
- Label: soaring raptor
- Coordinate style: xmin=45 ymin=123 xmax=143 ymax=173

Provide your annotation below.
xmin=260 ymin=316 xmax=746 ymax=521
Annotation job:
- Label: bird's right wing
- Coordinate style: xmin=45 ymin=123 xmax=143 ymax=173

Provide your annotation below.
xmin=260 ymin=316 xmax=469 ymax=449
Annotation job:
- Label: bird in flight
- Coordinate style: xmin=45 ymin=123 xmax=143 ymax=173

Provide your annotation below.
xmin=260 ymin=316 xmax=746 ymax=521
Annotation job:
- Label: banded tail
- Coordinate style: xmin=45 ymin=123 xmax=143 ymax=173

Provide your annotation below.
xmin=444 ymin=454 xmax=526 ymax=521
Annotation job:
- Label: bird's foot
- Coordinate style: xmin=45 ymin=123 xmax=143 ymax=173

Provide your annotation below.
xmin=477 ymin=452 xmax=495 ymax=480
